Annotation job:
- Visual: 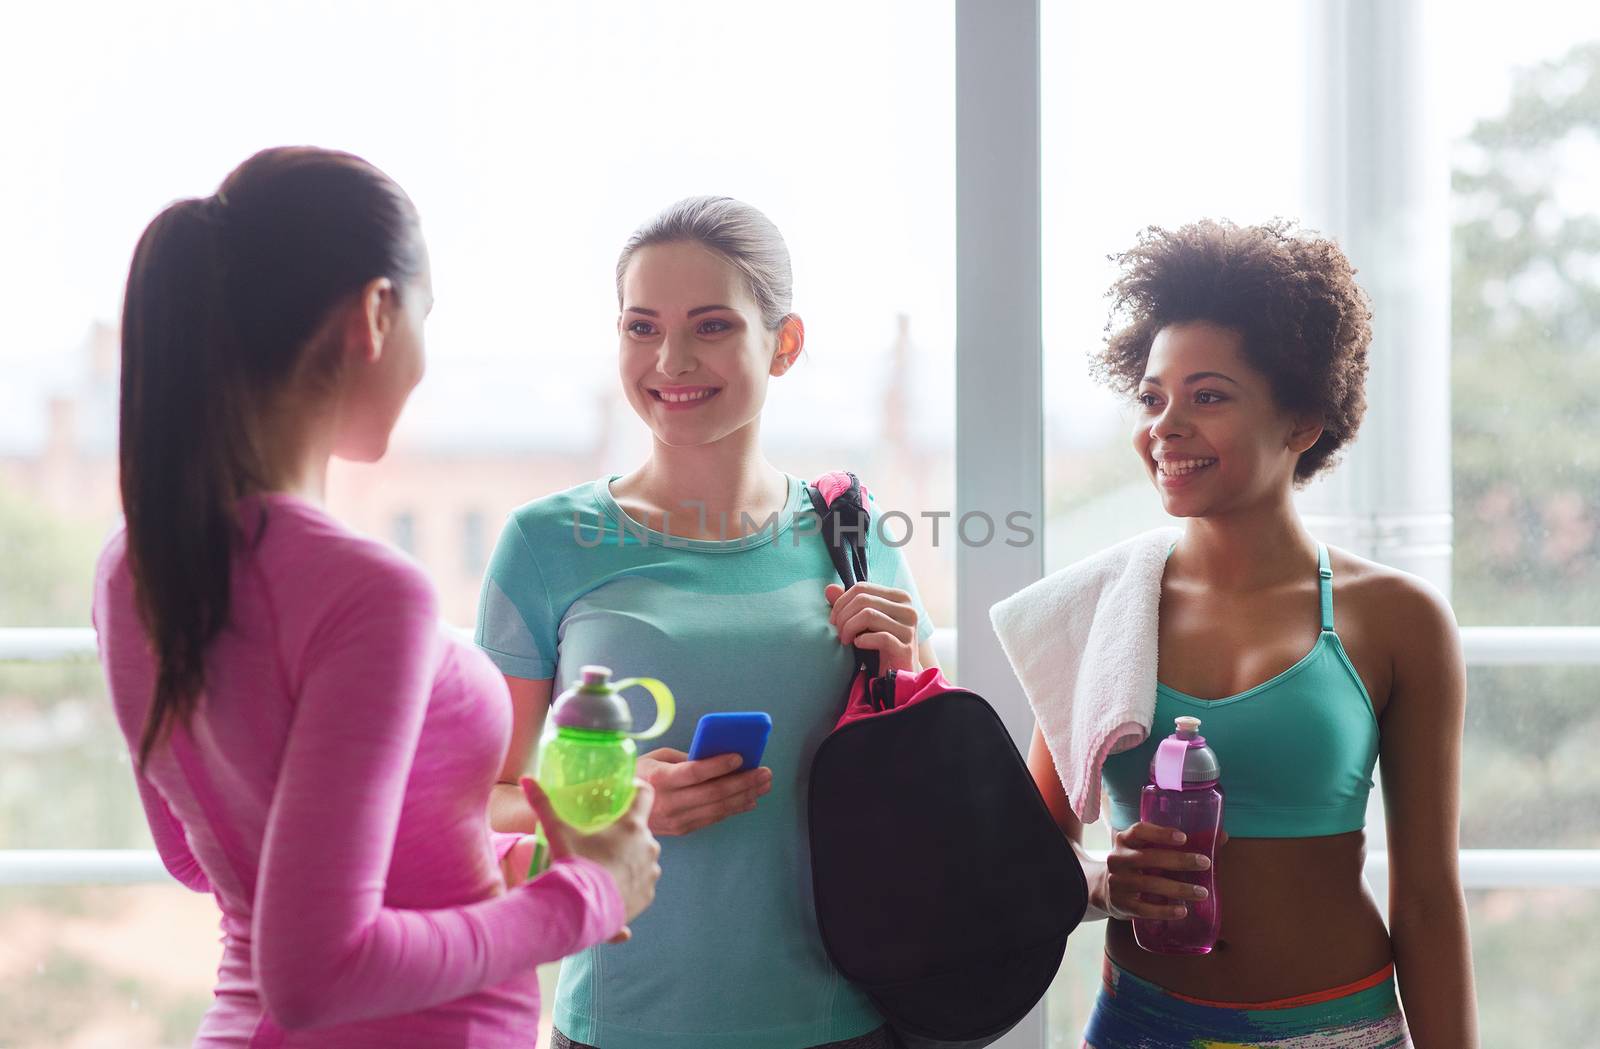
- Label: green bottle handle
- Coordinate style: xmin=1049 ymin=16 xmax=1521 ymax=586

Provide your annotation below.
xmin=610 ymin=677 xmax=675 ymax=741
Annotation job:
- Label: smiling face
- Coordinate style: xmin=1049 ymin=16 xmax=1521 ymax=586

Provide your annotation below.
xmin=1133 ymin=321 xmax=1323 ymax=518
xmin=617 ymin=239 xmax=801 ymax=449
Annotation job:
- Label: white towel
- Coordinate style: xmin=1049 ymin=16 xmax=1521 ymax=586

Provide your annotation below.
xmin=988 ymin=527 xmax=1180 ymax=823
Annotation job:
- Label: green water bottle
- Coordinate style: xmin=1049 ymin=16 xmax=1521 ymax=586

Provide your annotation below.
xmin=528 ymin=665 xmax=674 ymax=876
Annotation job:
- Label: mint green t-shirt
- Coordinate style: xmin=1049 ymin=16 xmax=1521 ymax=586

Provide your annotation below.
xmin=475 ymin=474 xmax=934 ymax=1049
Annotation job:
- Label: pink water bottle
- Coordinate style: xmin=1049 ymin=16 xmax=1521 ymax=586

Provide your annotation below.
xmin=1133 ymin=715 xmax=1223 ymax=955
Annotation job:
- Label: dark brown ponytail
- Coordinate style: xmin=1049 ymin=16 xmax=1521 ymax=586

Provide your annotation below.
xmin=120 ymin=147 xmax=424 ymax=766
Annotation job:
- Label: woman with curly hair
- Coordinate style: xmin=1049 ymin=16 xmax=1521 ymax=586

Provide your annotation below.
xmin=993 ymin=220 xmax=1476 ymax=1047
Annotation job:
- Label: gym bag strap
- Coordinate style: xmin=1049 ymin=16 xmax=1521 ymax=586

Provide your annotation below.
xmin=807 ymin=472 xmax=879 ymax=682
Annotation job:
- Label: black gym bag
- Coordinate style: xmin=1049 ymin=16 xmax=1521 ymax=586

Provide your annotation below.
xmin=806 ymin=472 xmax=1089 ymax=1049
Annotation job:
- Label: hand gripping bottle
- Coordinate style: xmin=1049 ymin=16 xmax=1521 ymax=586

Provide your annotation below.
xmin=527 ymin=665 xmax=674 ymax=876
xmin=1132 ymin=715 xmax=1223 ymax=955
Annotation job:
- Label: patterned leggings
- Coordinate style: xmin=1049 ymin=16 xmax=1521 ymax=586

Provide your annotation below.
xmin=1082 ymin=954 xmax=1411 ymax=1048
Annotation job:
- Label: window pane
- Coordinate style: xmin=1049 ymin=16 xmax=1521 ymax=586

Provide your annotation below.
xmin=1040 ymin=0 xmax=1309 ymax=574
xmin=0 ymin=667 xmax=147 ymax=851
xmin=0 ymin=0 xmax=955 ymax=630
xmin=1446 ymin=22 xmax=1600 ymax=626
xmin=1043 ymin=912 xmax=1111 ymax=1049
xmin=0 ymin=886 xmax=214 ymax=1049
xmin=0 ymin=491 xmax=107 ymax=629
xmin=1462 ymin=666 xmax=1600 ymax=849
xmin=1467 ymin=888 xmax=1600 ymax=1046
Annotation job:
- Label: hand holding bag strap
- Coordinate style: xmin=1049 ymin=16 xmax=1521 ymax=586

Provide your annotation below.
xmin=808 ymin=475 xmax=880 ymax=681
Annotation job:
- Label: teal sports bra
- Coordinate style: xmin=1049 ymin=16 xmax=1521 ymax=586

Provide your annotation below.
xmin=1100 ymin=543 xmax=1379 ymax=838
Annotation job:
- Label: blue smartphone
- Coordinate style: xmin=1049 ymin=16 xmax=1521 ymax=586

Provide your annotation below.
xmin=687 ymin=712 xmax=772 ymax=771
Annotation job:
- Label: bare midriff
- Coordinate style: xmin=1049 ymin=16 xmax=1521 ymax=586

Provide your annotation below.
xmin=1105 ymin=830 xmax=1391 ymax=1002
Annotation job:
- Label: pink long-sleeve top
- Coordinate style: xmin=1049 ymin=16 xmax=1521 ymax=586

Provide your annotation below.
xmin=92 ymin=493 xmax=624 ymax=1048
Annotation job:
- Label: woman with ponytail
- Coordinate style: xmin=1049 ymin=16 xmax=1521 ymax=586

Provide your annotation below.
xmin=93 ymin=147 xmax=660 ymax=1047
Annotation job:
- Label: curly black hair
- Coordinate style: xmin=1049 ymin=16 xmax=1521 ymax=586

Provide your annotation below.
xmin=1091 ymin=219 xmax=1372 ymax=484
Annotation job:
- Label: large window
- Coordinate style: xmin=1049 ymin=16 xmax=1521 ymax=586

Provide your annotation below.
xmin=4 ymin=3 xmax=1596 ymax=1047
xmin=0 ymin=3 xmax=953 ymax=1045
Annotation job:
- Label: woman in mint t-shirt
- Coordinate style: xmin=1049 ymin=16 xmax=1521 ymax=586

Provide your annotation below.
xmin=477 ymin=196 xmax=937 ymax=1049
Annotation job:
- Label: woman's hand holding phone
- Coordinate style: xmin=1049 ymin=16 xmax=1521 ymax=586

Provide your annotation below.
xmin=637 ymin=749 xmax=772 ymax=836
